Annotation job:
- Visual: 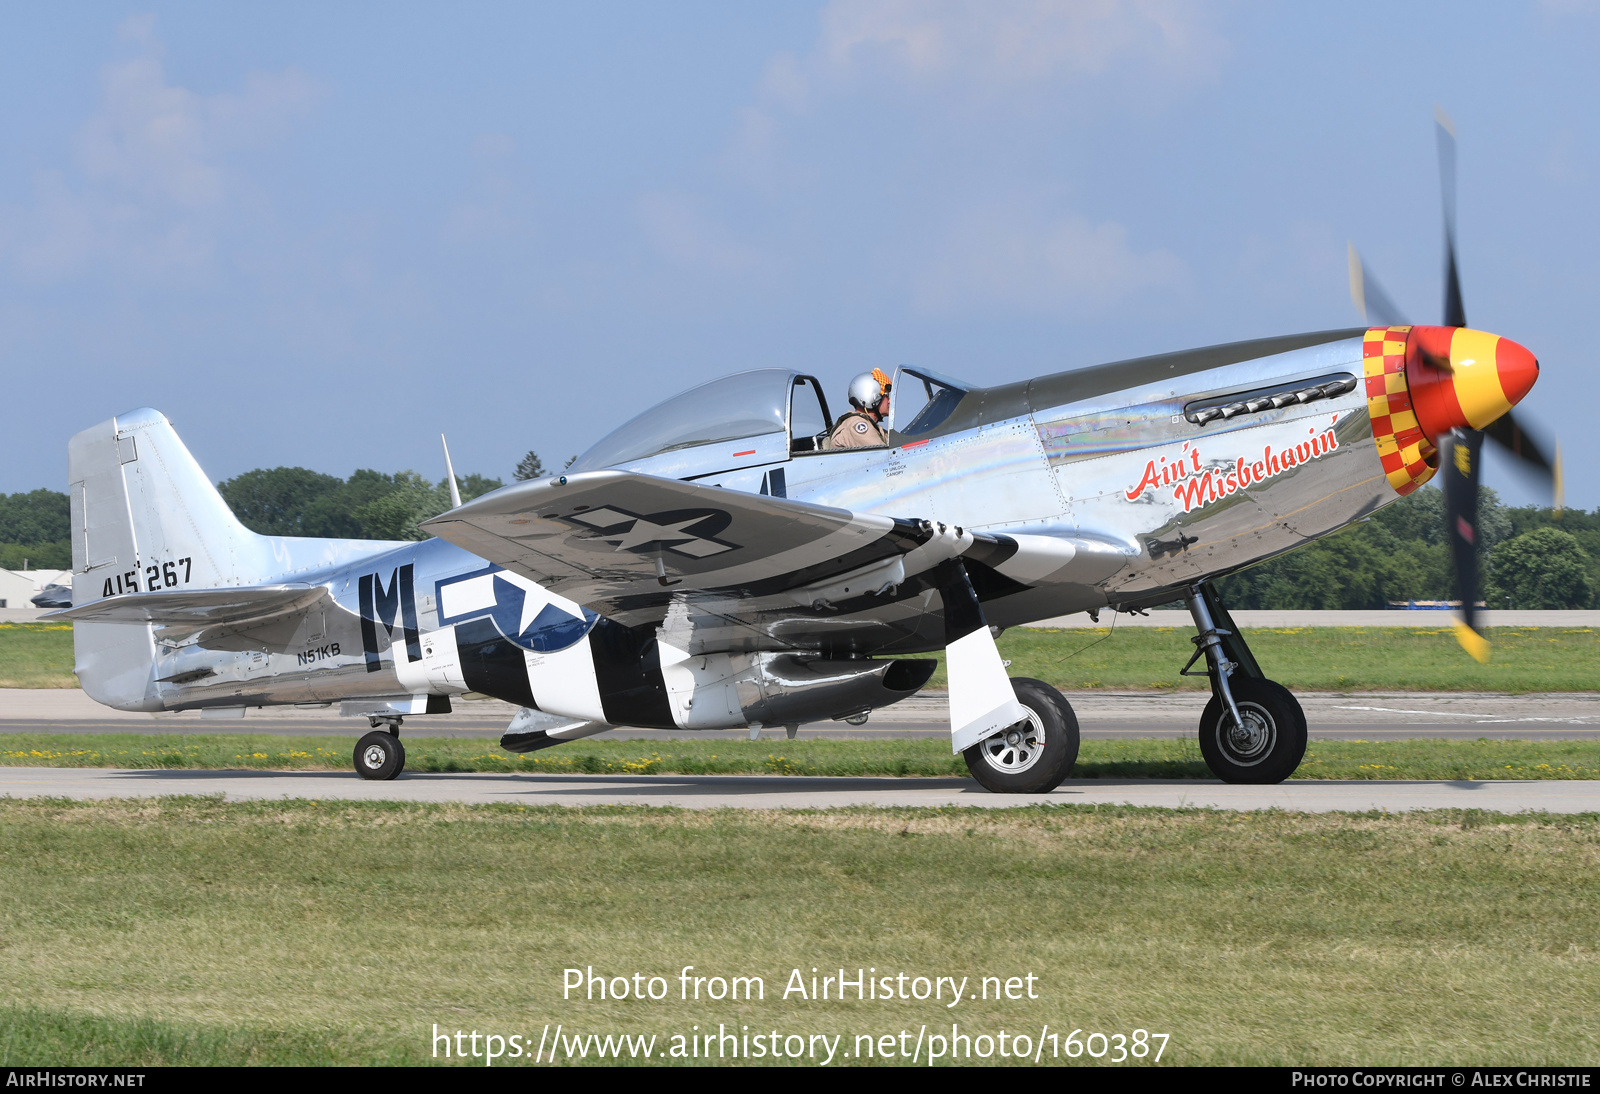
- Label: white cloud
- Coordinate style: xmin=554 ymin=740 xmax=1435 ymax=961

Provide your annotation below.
xmin=913 ymin=200 xmax=1184 ymax=315
xmin=441 ymin=134 xmax=536 ymax=249
xmin=0 ymin=17 xmax=320 ymax=282
xmin=719 ymin=1 xmax=1226 ymax=321
xmin=637 ymin=193 xmax=763 ymax=273
xmin=728 ymin=0 xmax=1227 ymax=180
xmin=786 ymin=0 xmax=1226 ymax=104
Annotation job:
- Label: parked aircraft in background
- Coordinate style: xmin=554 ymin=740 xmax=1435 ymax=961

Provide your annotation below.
xmin=31 ymin=583 xmax=71 ymax=609
xmin=51 ymin=114 xmax=1556 ymax=791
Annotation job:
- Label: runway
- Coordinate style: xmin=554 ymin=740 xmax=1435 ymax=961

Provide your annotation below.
xmin=3 ymin=766 xmax=1596 ymax=813
xmin=4 ymin=689 xmax=1598 ymax=740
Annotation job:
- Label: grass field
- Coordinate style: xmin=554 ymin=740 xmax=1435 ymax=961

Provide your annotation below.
xmin=0 ymin=798 xmax=1596 ymax=1066
xmin=4 ymin=622 xmax=1598 ymax=691
xmin=968 ymin=625 xmax=1600 ymax=693
xmin=0 ymin=623 xmax=76 ymax=688
xmin=4 ymin=732 xmax=1600 ymax=780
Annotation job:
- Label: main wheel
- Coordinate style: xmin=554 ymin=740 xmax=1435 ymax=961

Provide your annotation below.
xmin=963 ymin=677 xmax=1080 ymax=794
xmin=354 ymin=731 xmax=405 ymax=781
xmin=1197 ymin=678 xmax=1306 ymax=784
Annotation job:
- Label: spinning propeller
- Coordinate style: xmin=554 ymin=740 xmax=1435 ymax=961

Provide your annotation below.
xmin=1349 ymin=108 xmax=1561 ymax=661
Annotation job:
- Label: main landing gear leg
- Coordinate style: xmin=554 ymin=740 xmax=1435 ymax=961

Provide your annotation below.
xmin=354 ymin=716 xmax=406 ymax=781
xmin=1181 ymin=582 xmax=1306 ymax=784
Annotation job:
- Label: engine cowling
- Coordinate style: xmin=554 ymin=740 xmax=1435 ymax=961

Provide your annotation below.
xmin=1362 ymin=324 xmax=1539 ymax=496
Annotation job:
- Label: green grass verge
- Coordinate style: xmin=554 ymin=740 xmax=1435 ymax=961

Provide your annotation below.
xmin=5 ymin=622 xmax=1600 ymax=691
xmin=0 ymin=1006 xmax=405 ymax=1066
xmin=0 ymin=623 xmax=76 ymax=688
xmin=4 ymin=733 xmax=1599 ymax=780
xmin=970 ymin=625 xmax=1600 ymax=693
xmin=0 ymin=798 xmax=1596 ymax=1066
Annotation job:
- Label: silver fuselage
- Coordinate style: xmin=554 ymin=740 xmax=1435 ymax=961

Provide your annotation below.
xmin=79 ymin=328 xmax=1390 ymax=726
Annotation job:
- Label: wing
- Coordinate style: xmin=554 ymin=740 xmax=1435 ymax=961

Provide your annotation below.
xmin=424 ymin=470 xmax=1054 ymax=751
xmin=422 ymin=470 xmax=1102 ymax=646
xmin=423 ymin=470 xmax=919 ymax=604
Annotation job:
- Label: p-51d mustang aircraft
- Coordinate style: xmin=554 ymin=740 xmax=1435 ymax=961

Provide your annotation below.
xmin=53 ymin=116 xmax=1556 ymax=792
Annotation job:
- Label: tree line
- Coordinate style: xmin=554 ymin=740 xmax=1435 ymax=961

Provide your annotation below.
xmin=216 ymin=448 xmax=559 ymax=540
xmin=215 ymin=467 xmax=505 ymax=540
xmin=1 ymin=470 xmax=1594 ymax=608
xmin=0 ymin=490 xmax=70 ymax=570
xmin=0 ymin=449 xmax=553 ymax=568
xmin=1212 ymin=486 xmax=1597 ymax=610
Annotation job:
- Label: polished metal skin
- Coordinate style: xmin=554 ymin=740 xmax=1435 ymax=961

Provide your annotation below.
xmin=54 ymin=323 xmax=1537 ymax=753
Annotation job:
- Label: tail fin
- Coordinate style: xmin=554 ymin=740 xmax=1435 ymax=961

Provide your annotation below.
xmin=69 ymin=408 xmax=274 ymax=597
xmin=66 ymin=409 xmax=411 ymax=710
xmin=68 ymin=408 xmax=276 ymax=709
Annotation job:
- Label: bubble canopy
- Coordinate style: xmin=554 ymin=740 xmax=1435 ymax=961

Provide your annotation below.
xmin=569 ymin=369 xmax=794 ymax=473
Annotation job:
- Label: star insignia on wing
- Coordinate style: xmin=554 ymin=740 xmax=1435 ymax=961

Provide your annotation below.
xmin=561 ymin=507 xmax=735 ymax=558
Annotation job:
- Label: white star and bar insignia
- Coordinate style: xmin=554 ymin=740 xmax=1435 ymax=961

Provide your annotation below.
xmin=561 ymin=507 xmax=736 ymax=558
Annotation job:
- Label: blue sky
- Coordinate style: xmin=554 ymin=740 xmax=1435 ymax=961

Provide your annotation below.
xmin=2 ymin=2 xmax=1596 ymax=506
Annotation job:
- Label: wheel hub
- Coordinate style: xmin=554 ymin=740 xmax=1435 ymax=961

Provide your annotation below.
xmin=362 ymin=744 xmax=388 ymax=769
xmin=1219 ymin=703 xmax=1275 ymax=765
xmin=979 ymin=708 xmax=1047 ymax=774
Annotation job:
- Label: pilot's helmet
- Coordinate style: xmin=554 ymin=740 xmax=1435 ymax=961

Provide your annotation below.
xmin=848 ymin=369 xmax=892 ymax=412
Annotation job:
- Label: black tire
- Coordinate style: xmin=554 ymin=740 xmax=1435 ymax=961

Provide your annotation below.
xmin=354 ymin=731 xmax=405 ymax=781
xmin=963 ymin=677 xmax=1080 ymax=794
xmin=1197 ymin=678 xmax=1306 ymax=784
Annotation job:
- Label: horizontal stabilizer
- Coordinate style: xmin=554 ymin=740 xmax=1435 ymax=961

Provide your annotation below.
xmin=47 ymin=584 xmax=328 ymax=629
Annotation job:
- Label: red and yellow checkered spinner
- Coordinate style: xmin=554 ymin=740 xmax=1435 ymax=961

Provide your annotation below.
xmin=1363 ymin=325 xmax=1539 ymax=495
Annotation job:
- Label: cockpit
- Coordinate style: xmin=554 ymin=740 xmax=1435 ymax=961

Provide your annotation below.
xmin=891 ymin=368 xmax=968 ymax=437
xmin=568 ymin=366 xmax=970 ymax=479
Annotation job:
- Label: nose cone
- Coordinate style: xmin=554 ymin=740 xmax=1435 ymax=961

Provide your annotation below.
xmin=1405 ymin=326 xmax=1540 ymax=441
xmin=1492 ymin=334 xmax=1539 ymax=408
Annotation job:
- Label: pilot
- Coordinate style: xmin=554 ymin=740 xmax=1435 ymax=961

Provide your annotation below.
xmin=829 ymin=369 xmax=892 ymax=449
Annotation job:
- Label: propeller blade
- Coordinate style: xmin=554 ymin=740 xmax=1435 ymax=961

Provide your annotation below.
xmin=1432 ymin=109 xmax=1563 ymax=512
xmin=1347 ymin=243 xmax=1408 ymax=327
xmin=1436 ymin=106 xmax=1467 ymax=328
xmin=1481 ymin=410 xmax=1563 ymax=510
xmin=1555 ymin=443 xmax=1565 ymax=514
xmin=1481 ymin=409 xmax=1554 ymax=474
xmin=1441 ymin=428 xmax=1489 ymax=662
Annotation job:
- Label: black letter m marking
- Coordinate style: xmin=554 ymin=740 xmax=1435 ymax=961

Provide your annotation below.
xmin=359 ymin=564 xmax=421 ymax=672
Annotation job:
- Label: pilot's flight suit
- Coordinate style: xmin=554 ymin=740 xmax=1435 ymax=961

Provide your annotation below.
xmin=829 ymin=411 xmax=886 ymax=449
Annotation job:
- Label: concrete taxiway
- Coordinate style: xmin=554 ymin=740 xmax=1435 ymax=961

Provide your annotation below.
xmin=2 ymin=766 xmax=1596 ymax=813
xmin=4 ymin=688 xmax=1597 ymax=741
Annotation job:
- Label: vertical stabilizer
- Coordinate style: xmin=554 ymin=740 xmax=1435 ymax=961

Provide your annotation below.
xmin=67 ymin=408 xmax=275 ymax=709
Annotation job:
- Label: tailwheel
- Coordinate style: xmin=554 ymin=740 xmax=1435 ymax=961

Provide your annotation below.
xmin=963 ymin=677 xmax=1080 ymax=794
xmin=354 ymin=730 xmax=406 ymax=781
xmin=1197 ymin=678 xmax=1306 ymax=784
